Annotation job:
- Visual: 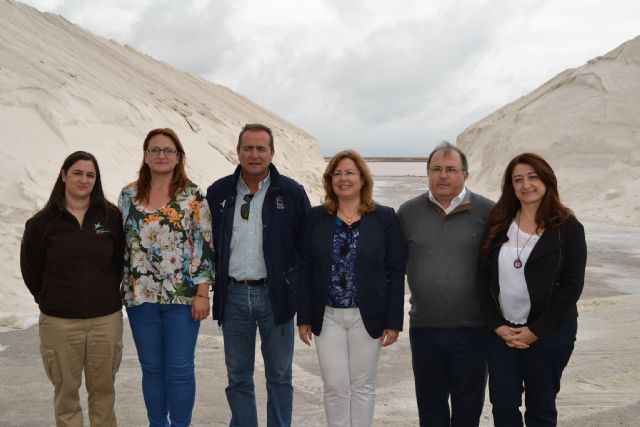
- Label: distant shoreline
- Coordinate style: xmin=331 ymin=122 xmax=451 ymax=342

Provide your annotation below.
xmin=323 ymin=157 xmax=427 ymax=162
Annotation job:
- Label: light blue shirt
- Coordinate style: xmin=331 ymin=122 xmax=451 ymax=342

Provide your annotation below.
xmin=228 ymin=174 xmax=269 ymax=280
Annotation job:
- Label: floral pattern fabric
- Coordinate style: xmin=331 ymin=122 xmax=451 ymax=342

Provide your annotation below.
xmin=327 ymin=217 xmax=360 ymax=308
xmin=119 ymin=181 xmax=215 ymax=307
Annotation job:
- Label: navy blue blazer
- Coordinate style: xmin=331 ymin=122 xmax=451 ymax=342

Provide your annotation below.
xmin=297 ymin=204 xmax=406 ymax=339
xmin=206 ymin=164 xmax=311 ymax=326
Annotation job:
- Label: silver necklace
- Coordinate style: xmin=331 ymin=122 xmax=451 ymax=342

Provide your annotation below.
xmin=514 ymin=213 xmax=535 ymax=269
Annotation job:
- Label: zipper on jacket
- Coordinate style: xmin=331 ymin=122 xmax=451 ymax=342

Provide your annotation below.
xmin=82 ymin=220 xmax=90 ymax=318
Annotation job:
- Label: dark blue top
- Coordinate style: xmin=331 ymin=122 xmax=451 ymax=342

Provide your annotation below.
xmin=327 ymin=218 xmax=360 ymax=308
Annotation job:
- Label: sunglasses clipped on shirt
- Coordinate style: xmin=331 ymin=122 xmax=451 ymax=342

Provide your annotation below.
xmin=240 ymin=194 xmax=254 ymax=220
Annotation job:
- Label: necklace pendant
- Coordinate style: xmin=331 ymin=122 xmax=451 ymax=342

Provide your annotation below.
xmin=513 ymin=258 xmax=523 ymax=269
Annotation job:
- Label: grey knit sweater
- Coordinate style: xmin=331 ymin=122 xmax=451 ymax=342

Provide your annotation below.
xmin=397 ymin=190 xmax=494 ymax=328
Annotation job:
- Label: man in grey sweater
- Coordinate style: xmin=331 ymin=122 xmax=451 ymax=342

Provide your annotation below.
xmin=397 ymin=142 xmax=494 ymax=427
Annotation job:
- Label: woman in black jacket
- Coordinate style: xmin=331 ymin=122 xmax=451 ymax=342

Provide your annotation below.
xmin=297 ymin=150 xmax=406 ymax=427
xmin=477 ymin=152 xmax=587 ymax=427
xmin=21 ymin=151 xmax=124 ymax=427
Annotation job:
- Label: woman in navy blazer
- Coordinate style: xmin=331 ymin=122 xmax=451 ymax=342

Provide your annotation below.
xmin=477 ymin=153 xmax=587 ymax=427
xmin=297 ymin=150 xmax=406 ymax=426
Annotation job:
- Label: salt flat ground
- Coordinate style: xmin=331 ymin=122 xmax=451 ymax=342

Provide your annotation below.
xmin=0 ymin=175 xmax=638 ymax=426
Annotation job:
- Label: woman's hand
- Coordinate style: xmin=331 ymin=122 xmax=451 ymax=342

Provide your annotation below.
xmin=191 ymin=285 xmax=211 ymax=321
xmin=495 ymin=325 xmax=537 ymax=349
xmin=298 ymin=324 xmax=313 ymax=346
xmin=380 ymin=329 xmax=400 ymax=347
xmin=510 ymin=326 xmax=538 ymax=345
xmin=495 ymin=325 xmax=516 ymax=341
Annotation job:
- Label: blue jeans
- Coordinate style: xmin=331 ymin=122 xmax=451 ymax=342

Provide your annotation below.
xmin=222 ymin=281 xmax=294 ymax=427
xmin=487 ymin=320 xmax=577 ymax=427
xmin=127 ymin=303 xmax=200 ymax=427
xmin=409 ymin=327 xmax=487 ymax=427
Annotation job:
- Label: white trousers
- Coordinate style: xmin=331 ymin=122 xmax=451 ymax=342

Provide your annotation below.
xmin=315 ymin=307 xmax=382 ymax=427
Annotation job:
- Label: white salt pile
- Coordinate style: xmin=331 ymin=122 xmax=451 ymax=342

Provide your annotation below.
xmin=459 ymin=36 xmax=640 ymax=226
xmin=0 ymin=0 xmax=325 ymax=329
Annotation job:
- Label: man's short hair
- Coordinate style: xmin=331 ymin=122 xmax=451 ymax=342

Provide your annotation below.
xmin=427 ymin=141 xmax=468 ymax=171
xmin=237 ymin=123 xmax=274 ymax=152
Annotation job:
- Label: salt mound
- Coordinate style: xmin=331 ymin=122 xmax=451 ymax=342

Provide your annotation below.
xmin=458 ymin=36 xmax=640 ymax=225
xmin=0 ymin=0 xmax=325 ymax=326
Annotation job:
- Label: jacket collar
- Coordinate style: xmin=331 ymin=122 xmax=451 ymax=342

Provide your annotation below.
xmin=319 ymin=207 xmax=377 ymax=256
xmin=527 ymin=226 xmax=560 ymax=263
xmin=491 ymin=222 xmax=560 ymax=262
xmin=426 ymin=190 xmax=474 ymax=218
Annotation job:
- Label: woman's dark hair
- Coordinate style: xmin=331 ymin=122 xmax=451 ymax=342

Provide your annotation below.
xmin=480 ymin=152 xmax=574 ymax=259
xmin=135 ymin=128 xmax=188 ymax=203
xmin=37 ymin=151 xmax=111 ymax=218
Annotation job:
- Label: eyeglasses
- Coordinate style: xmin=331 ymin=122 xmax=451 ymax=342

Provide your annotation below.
xmin=428 ymin=166 xmax=465 ymax=175
xmin=240 ymin=194 xmax=254 ymax=220
xmin=147 ymin=147 xmax=178 ymax=157
xmin=332 ymin=170 xmax=359 ymax=178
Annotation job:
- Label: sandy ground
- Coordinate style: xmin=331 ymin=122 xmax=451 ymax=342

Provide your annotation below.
xmin=1 ymin=288 xmax=639 ymax=426
xmin=1 ymin=177 xmax=639 ymax=426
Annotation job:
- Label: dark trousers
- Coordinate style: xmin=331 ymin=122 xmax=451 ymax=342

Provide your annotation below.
xmin=410 ymin=327 xmax=487 ymax=427
xmin=487 ymin=320 xmax=577 ymax=427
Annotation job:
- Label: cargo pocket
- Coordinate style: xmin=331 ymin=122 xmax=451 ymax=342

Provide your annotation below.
xmin=40 ymin=346 xmax=62 ymax=386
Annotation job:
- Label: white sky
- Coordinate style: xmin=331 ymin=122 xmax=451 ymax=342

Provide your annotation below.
xmin=22 ymin=0 xmax=640 ymax=156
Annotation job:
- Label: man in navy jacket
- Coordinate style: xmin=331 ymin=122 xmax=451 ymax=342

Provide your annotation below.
xmin=206 ymin=123 xmax=310 ymax=427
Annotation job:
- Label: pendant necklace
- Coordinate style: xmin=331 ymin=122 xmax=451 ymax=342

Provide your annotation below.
xmin=514 ymin=212 xmax=535 ymax=269
xmin=338 ymin=208 xmax=357 ymax=226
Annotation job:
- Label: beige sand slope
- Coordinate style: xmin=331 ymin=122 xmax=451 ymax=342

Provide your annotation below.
xmin=458 ymin=36 xmax=640 ymax=225
xmin=0 ymin=0 xmax=325 ymax=327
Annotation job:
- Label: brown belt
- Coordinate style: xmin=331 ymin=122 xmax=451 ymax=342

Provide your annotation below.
xmin=230 ymin=277 xmax=266 ymax=286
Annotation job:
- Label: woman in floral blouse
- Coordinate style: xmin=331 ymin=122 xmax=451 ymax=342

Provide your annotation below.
xmin=119 ymin=128 xmax=214 ymax=427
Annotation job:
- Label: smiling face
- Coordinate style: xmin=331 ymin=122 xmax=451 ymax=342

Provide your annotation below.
xmin=61 ymin=159 xmax=96 ymax=201
xmin=237 ymin=130 xmax=274 ymax=181
xmin=144 ymin=133 xmax=180 ymax=175
xmin=427 ymin=149 xmax=468 ymax=207
xmin=512 ymin=163 xmax=547 ymax=208
xmin=331 ymin=157 xmax=364 ymax=202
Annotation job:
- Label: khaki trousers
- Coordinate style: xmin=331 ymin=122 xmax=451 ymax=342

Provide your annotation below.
xmin=39 ymin=311 xmax=123 ymax=427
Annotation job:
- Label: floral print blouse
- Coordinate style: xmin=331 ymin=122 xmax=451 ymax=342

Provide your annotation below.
xmin=327 ymin=217 xmax=360 ymax=308
xmin=118 ymin=181 xmax=215 ymax=307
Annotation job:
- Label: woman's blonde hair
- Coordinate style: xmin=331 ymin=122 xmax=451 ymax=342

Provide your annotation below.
xmin=322 ymin=150 xmax=376 ymax=215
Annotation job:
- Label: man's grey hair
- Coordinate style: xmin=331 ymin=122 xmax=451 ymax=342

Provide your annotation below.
xmin=427 ymin=141 xmax=468 ymax=171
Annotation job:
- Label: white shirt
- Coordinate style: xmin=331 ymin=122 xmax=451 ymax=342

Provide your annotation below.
xmin=497 ymin=220 xmax=540 ymax=325
xmin=428 ymin=187 xmax=467 ymax=215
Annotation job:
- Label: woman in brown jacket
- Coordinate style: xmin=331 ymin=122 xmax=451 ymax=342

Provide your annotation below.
xmin=21 ymin=151 xmax=124 ymax=427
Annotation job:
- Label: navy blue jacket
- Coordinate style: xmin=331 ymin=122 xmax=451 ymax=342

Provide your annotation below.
xmin=297 ymin=205 xmax=406 ymax=339
xmin=206 ymin=164 xmax=311 ymax=326
xmin=477 ymin=216 xmax=587 ymax=338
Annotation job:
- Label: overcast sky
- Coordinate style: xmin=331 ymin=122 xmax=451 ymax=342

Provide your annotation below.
xmin=23 ymin=0 xmax=640 ymax=156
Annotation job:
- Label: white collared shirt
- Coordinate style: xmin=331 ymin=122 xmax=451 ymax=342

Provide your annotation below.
xmin=428 ymin=187 xmax=467 ymax=215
